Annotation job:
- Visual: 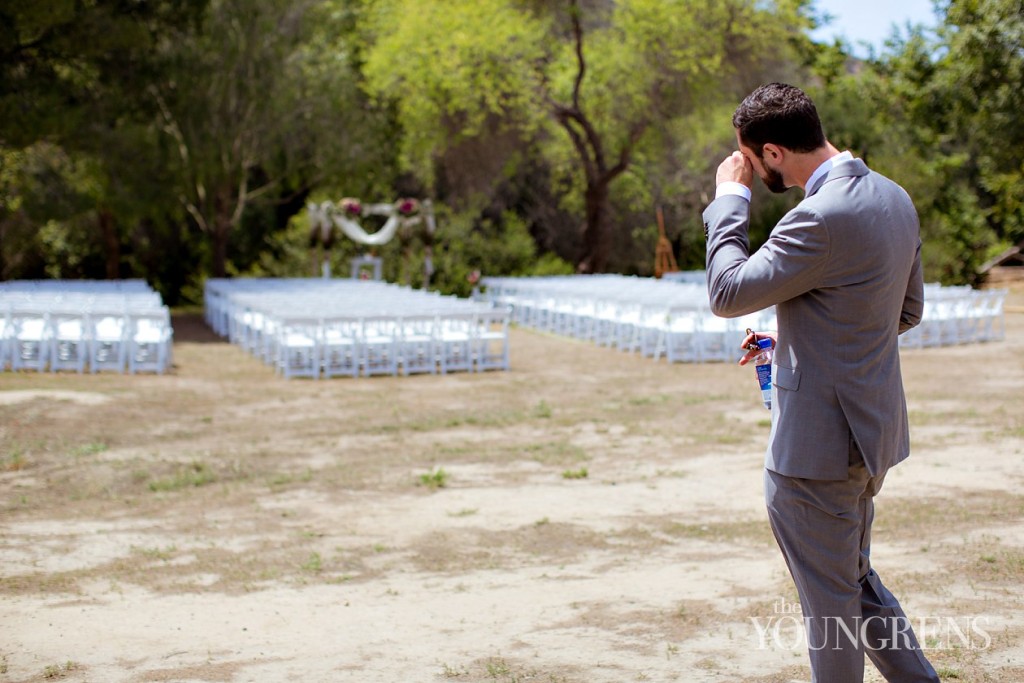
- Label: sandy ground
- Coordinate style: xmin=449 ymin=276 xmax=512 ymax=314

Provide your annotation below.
xmin=1 ymin=289 xmax=1023 ymax=683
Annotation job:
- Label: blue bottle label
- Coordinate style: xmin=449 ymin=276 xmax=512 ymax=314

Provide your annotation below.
xmin=756 ymin=362 xmax=772 ymax=410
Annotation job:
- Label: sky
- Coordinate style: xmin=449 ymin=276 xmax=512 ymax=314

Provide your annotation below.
xmin=808 ymin=0 xmax=939 ymax=57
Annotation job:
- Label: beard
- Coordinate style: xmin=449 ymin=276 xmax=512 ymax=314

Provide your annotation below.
xmin=760 ymin=162 xmax=788 ymax=194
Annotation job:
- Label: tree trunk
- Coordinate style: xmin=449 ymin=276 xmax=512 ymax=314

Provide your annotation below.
xmin=98 ymin=208 xmax=120 ymax=279
xmin=578 ymin=181 xmax=610 ymax=274
xmin=211 ymin=187 xmax=233 ymax=278
xmin=211 ymin=220 xmax=230 ymax=278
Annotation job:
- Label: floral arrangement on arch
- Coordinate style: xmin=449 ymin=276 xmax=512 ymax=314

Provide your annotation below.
xmin=311 ymin=196 xmax=429 ymax=248
xmin=338 ymin=197 xmax=419 ymax=218
xmin=396 ymin=198 xmax=420 ymax=217
xmin=340 ymin=197 xmax=362 ymax=217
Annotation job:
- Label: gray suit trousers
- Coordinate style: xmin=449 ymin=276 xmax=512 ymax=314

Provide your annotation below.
xmin=764 ymin=460 xmax=940 ymax=683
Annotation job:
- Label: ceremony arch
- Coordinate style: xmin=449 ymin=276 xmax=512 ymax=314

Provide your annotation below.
xmin=307 ymin=198 xmax=437 ymax=284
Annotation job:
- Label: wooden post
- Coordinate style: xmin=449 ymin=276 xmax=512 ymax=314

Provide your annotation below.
xmin=654 ymin=206 xmax=679 ymax=278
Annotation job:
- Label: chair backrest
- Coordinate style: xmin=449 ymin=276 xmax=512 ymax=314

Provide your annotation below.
xmin=129 ymin=308 xmax=171 ymax=340
xmin=91 ymin=313 xmax=128 ymax=340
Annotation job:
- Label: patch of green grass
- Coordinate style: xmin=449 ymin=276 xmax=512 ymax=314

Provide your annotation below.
xmin=267 ymin=468 xmax=313 ymax=488
xmin=300 ymin=552 xmax=323 ymax=573
xmin=533 ymin=400 xmax=553 ymax=419
xmin=68 ymin=442 xmax=107 ymax=457
xmin=418 ymin=467 xmax=449 ymax=489
xmin=370 ymin=408 xmax=528 ymax=434
xmin=133 ymin=545 xmax=177 ymax=561
xmin=662 ymin=519 xmax=772 ymax=545
xmin=440 ymin=662 xmax=469 ymax=678
xmin=43 ymin=661 xmax=78 ymax=679
xmin=485 ymin=658 xmax=513 ymax=677
xmin=628 ymin=394 xmax=670 ymax=406
xmin=972 ymin=547 xmax=1024 ymax=580
xmin=147 ymin=461 xmax=216 ymax=492
xmin=448 ymin=508 xmax=478 ymax=517
xmin=561 ymin=467 xmax=588 ymax=480
xmin=523 ymin=441 xmax=588 ymax=465
xmin=3 ymin=449 xmax=26 ymax=472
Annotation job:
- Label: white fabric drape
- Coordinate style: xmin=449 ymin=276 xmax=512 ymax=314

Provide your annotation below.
xmin=308 ymin=201 xmax=421 ymax=246
xmin=331 ymin=213 xmax=401 ymax=246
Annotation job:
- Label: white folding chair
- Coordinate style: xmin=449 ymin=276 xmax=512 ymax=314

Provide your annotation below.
xmin=360 ymin=315 xmax=399 ymax=377
xmin=918 ymin=299 xmax=944 ymax=348
xmin=472 ymin=308 xmax=510 ymax=372
xmin=438 ymin=313 xmax=474 ymax=374
xmin=127 ymin=308 xmax=173 ymax=374
xmin=89 ymin=312 xmax=129 ymax=373
xmin=274 ymin=316 xmax=321 ymax=379
xmin=591 ymin=300 xmax=620 ymax=348
xmin=48 ymin=311 xmax=88 ymax=373
xmin=664 ymin=306 xmax=702 ymax=364
xmin=10 ymin=311 xmax=50 ymax=372
xmin=321 ymin=316 xmax=361 ymax=378
xmin=974 ymin=289 xmax=1007 ymax=342
xmin=398 ymin=314 xmax=439 ymax=376
xmin=637 ymin=306 xmax=669 ymax=360
xmin=0 ymin=307 xmax=13 ymax=371
xmin=697 ymin=311 xmax=736 ymax=362
xmin=614 ymin=302 xmax=644 ymax=352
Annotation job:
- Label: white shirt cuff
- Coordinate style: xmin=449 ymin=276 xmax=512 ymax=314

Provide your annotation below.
xmin=715 ymin=182 xmax=752 ymax=202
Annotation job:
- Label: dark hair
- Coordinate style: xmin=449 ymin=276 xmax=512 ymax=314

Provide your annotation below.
xmin=732 ymin=83 xmax=826 ymax=157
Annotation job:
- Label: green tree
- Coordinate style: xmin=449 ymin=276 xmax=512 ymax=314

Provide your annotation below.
xmin=934 ymin=0 xmax=1024 ymax=250
xmin=151 ymin=0 xmax=373 ymax=277
xmin=0 ymin=0 xmax=208 ymax=284
xmin=363 ymin=0 xmax=810 ymax=274
xmin=809 ymin=0 xmax=1022 ymax=284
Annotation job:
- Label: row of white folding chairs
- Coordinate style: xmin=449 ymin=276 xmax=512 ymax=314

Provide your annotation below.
xmin=501 ymin=294 xmax=773 ymax=364
xmin=487 ymin=276 xmax=1007 ymax=358
xmin=483 ymin=276 xmax=767 ymax=363
xmin=263 ymin=309 xmax=510 ymax=379
xmin=0 ymin=306 xmax=173 ymax=374
xmin=217 ymin=291 xmax=484 ymax=352
xmin=899 ymin=287 xmax=1007 ymax=349
xmin=0 ymin=279 xmax=154 ymax=294
xmin=483 ymin=275 xmax=700 ymax=308
xmin=504 ymin=286 xmax=706 ymax=336
xmin=0 ymin=291 xmax=165 ymax=313
xmin=510 ymin=284 xmax=1005 ymax=360
xmin=204 ymin=279 xmax=466 ymax=340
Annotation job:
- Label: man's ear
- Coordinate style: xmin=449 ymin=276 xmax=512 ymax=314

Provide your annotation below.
xmin=762 ymin=143 xmax=783 ymax=162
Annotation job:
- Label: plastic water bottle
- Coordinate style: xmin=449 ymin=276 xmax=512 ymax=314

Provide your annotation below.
xmin=752 ymin=337 xmax=773 ymax=410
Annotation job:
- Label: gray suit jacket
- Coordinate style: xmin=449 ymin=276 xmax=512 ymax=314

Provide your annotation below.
xmin=704 ymin=158 xmax=924 ymax=480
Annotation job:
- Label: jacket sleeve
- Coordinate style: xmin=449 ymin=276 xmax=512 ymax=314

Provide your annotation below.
xmin=899 ymin=239 xmax=924 ymax=334
xmin=704 ymin=195 xmax=830 ymax=318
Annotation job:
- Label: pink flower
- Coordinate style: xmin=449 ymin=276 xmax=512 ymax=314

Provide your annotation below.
xmin=340 ymin=197 xmax=362 ymax=217
xmin=397 ymin=198 xmax=419 ymax=216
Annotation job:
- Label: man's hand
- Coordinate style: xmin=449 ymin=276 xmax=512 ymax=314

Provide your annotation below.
xmin=738 ymin=330 xmax=777 ymax=366
xmin=716 ymin=150 xmax=753 ymax=188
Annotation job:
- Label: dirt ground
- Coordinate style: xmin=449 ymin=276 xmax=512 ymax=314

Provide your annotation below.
xmin=1 ymin=289 xmax=1023 ymax=683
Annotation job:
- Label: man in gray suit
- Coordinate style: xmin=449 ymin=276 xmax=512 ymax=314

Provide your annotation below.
xmin=704 ymin=83 xmax=940 ymax=682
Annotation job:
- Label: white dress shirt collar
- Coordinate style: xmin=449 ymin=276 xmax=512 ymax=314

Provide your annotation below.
xmin=805 ymin=150 xmax=853 ymax=194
